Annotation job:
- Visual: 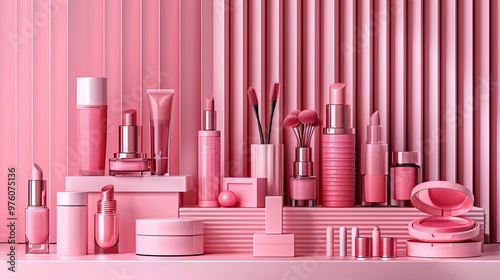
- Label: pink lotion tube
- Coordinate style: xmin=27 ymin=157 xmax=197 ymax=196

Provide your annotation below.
xmin=198 ymin=95 xmax=221 ymax=207
xmin=76 ymin=77 xmax=107 ymax=176
xmin=147 ymin=89 xmax=174 ymax=175
xmin=26 ymin=163 xmax=49 ymax=254
xmin=361 ymin=111 xmax=388 ymax=206
xmin=321 ymin=83 xmax=356 ymax=207
xmin=94 ymin=184 xmax=119 ymax=254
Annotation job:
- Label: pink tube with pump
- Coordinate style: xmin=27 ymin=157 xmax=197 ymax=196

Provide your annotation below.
xmin=147 ymin=89 xmax=174 ymax=175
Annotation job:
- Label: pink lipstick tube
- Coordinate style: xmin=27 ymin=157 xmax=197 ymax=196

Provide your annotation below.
xmin=76 ymin=77 xmax=107 ymax=176
xmin=290 ymin=147 xmax=317 ymax=207
xmin=198 ymin=95 xmax=221 ymax=207
xmin=94 ymin=184 xmax=119 ymax=254
xmin=361 ymin=111 xmax=388 ymax=206
xmin=147 ymin=89 xmax=174 ymax=175
xmin=109 ymin=109 xmax=151 ymax=175
xmin=321 ymin=83 xmax=356 ymax=207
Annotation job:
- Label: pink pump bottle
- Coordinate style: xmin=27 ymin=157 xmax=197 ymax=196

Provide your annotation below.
xmin=361 ymin=111 xmax=388 ymax=206
xmin=198 ymin=95 xmax=221 ymax=207
xmin=76 ymin=77 xmax=107 ymax=176
xmin=321 ymin=83 xmax=356 ymax=207
xmin=25 ymin=163 xmax=49 ymax=254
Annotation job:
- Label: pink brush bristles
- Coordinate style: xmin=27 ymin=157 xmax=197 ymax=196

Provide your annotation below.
xmin=283 ymin=115 xmax=300 ymax=129
xmin=289 ymin=110 xmax=301 ymax=116
xmin=285 ymin=109 xmax=319 ymax=147
xmin=247 ymin=87 xmax=258 ymax=106
xmin=298 ymin=110 xmax=318 ymax=124
xmin=271 ymin=83 xmax=280 ymax=100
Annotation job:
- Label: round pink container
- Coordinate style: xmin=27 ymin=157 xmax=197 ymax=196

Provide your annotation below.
xmin=406 ymin=181 xmax=481 ymax=258
xmin=136 ymin=218 xmax=204 ymax=256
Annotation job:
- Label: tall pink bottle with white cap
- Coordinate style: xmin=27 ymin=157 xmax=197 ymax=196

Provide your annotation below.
xmin=77 ymin=77 xmax=107 ymax=176
xmin=361 ymin=111 xmax=388 ymax=206
xmin=321 ymin=83 xmax=356 ymax=207
xmin=198 ymin=95 xmax=221 ymax=207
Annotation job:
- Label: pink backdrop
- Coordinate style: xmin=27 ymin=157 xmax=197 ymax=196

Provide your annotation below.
xmin=0 ymin=0 xmax=499 ymax=243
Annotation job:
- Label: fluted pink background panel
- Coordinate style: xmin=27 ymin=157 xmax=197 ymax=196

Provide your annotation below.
xmin=0 ymin=0 xmax=499 ymax=243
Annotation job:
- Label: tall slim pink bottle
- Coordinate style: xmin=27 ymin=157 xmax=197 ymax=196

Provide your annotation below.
xmin=26 ymin=163 xmax=49 ymax=254
xmin=198 ymin=95 xmax=221 ymax=207
xmin=361 ymin=111 xmax=388 ymax=206
xmin=321 ymin=83 xmax=356 ymax=207
xmin=77 ymin=77 xmax=107 ymax=176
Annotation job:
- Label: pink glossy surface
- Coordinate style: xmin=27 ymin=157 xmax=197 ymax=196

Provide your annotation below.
xmin=94 ymin=213 xmax=118 ymax=250
xmin=413 ymin=216 xmax=475 ymax=233
xmin=136 ymin=218 xmax=204 ymax=236
xmin=76 ymin=105 xmax=107 ymax=176
xmin=392 ymin=165 xmax=418 ymax=200
xmin=407 ymin=240 xmax=481 ymax=258
xmin=198 ymin=130 xmax=221 ymax=207
xmin=411 ymin=181 xmax=474 ymax=217
xmin=218 ymin=190 xmax=237 ymax=207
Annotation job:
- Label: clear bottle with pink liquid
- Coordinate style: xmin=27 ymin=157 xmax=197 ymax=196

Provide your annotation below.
xmin=25 ymin=164 xmax=49 ymax=254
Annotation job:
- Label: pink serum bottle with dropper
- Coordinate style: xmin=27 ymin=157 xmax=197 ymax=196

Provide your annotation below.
xmin=361 ymin=111 xmax=388 ymax=206
xmin=198 ymin=94 xmax=221 ymax=207
xmin=26 ymin=163 xmax=49 ymax=254
xmin=321 ymin=83 xmax=356 ymax=207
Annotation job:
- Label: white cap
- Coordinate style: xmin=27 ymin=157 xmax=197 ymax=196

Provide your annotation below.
xmin=77 ymin=77 xmax=107 ymax=105
xmin=57 ymin=192 xmax=88 ymax=206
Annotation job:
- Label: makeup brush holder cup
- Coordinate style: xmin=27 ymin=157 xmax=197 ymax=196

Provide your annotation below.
xmin=251 ymin=144 xmax=284 ymax=197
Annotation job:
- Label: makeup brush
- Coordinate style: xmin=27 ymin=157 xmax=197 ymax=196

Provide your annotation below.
xmin=298 ymin=110 xmax=319 ymax=147
xmin=247 ymin=87 xmax=265 ymax=144
xmin=266 ymin=83 xmax=280 ymax=144
xmin=283 ymin=114 xmax=301 ymax=146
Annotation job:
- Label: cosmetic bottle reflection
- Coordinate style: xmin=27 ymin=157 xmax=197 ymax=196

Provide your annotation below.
xmin=94 ymin=184 xmax=119 ymax=254
xmin=26 ymin=163 xmax=50 ymax=254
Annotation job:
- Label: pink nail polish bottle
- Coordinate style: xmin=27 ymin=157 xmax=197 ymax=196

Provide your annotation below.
xmin=198 ymin=95 xmax=221 ymax=207
xmin=321 ymin=83 xmax=356 ymax=207
xmin=390 ymin=151 xmax=420 ymax=207
xmin=290 ymin=147 xmax=317 ymax=207
xmin=25 ymin=164 xmax=49 ymax=254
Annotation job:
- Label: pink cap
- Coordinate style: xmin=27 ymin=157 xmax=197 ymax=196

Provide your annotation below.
xmin=123 ymin=109 xmax=137 ymax=126
xmin=329 ymin=83 xmax=345 ymax=104
xmin=411 ymin=181 xmax=474 ymax=217
xmin=57 ymin=192 xmax=88 ymax=206
xmin=136 ymin=218 xmax=204 ymax=236
xmin=392 ymin=151 xmax=419 ymax=165
xmin=76 ymin=77 xmax=107 ymax=106
xmin=355 ymin=237 xmax=372 ymax=258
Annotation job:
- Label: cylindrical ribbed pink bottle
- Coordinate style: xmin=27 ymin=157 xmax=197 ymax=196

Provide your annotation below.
xmin=321 ymin=83 xmax=356 ymax=207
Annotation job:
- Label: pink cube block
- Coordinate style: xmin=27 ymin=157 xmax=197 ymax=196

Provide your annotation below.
xmin=253 ymin=234 xmax=295 ymax=257
xmin=265 ymin=196 xmax=283 ymax=234
xmin=223 ymin=177 xmax=267 ymax=207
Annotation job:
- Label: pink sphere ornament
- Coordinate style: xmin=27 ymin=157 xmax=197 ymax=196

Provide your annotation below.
xmin=218 ymin=190 xmax=237 ymax=207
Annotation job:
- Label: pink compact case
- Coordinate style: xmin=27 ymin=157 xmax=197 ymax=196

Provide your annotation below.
xmin=406 ymin=181 xmax=481 ymax=258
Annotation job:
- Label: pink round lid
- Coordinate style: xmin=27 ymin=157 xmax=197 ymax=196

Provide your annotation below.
xmin=411 ymin=181 xmax=474 ymax=217
xmin=57 ymin=192 xmax=88 ymax=206
xmin=136 ymin=218 xmax=204 ymax=236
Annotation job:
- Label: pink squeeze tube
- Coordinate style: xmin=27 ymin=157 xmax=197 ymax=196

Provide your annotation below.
xmin=361 ymin=111 xmax=389 ymax=206
xmin=321 ymin=83 xmax=356 ymax=207
xmin=76 ymin=77 xmax=107 ymax=176
xmin=26 ymin=163 xmax=49 ymax=254
xmin=198 ymin=95 xmax=221 ymax=207
xmin=147 ymin=89 xmax=174 ymax=175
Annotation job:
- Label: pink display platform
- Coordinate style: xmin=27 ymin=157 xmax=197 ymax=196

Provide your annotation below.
xmin=1 ymin=244 xmax=500 ymax=280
